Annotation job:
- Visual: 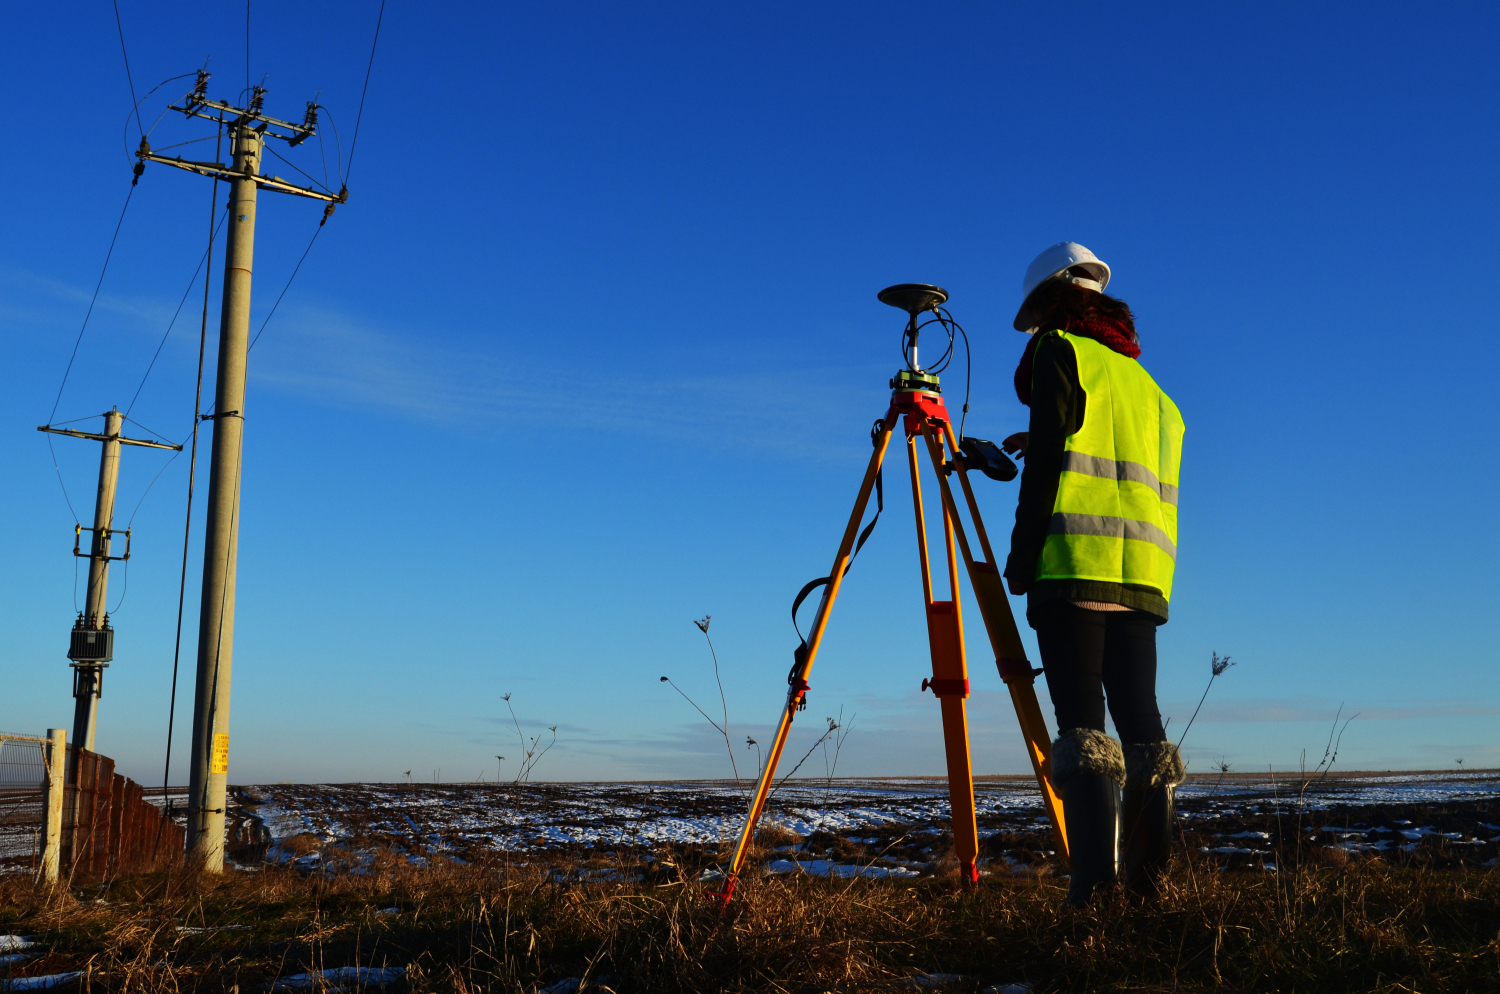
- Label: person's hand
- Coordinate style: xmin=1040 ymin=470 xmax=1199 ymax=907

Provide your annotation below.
xmin=1007 ymin=575 xmax=1027 ymax=595
xmin=1002 ymin=432 xmax=1029 ymax=459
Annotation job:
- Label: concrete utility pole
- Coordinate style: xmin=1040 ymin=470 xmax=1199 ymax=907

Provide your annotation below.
xmin=38 ymin=410 xmax=181 ymax=754
xmin=186 ymin=121 xmax=259 ymax=872
xmin=135 ymin=72 xmax=345 ymax=871
xmin=74 ymin=407 xmax=121 ymax=751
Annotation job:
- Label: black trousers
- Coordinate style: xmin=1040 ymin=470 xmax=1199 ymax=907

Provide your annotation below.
xmin=1034 ymin=601 xmax=1166 ymax=743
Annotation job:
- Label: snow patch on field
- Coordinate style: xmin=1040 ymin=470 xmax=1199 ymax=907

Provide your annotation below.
xmin=236 ymin=772 xmax=1500 ymax=862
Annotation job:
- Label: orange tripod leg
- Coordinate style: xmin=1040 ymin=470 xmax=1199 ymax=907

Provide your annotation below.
xmin=714 ymin=419 xmax=897 ymax=905
xmin=906 ymin=432 xmax=981 ymax=885
xmin=921 ymin=423 xmax=1069 ymax=861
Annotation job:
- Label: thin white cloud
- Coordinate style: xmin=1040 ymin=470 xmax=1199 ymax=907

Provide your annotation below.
xmin=248 ymin=304 xmax=880 ymax=457
xmin=0 ymin=264 xmax=174 ymax=328
xmin=7 ymin=265 xmax=892 ymax=458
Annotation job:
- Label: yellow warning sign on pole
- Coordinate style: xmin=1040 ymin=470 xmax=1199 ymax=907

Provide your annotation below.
xmin=211 ymin=733 xmax=229 ymax=774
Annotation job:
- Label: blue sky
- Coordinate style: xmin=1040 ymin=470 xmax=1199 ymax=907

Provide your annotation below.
xmin=3 ymin=2 xmax=1497 ymax=786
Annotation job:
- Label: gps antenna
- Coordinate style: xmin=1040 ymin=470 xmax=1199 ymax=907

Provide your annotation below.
xmin=878 ymin=283 xmax=948 ymax=373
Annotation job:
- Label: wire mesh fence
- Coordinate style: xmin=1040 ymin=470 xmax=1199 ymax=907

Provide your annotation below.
xmin=0 ymin=734 xmax=184 ymax=880
xmin=0 ymin=733 xmax=47 ymax=874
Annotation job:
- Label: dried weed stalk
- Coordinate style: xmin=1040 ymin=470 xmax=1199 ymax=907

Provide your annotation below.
xmin=2 ymin=841 xmax=1496 ymax=993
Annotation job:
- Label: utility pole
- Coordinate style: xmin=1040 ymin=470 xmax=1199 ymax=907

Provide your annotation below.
xmin=73 ymin=407 xmax=121 ymax=751
xmin=38 ymin=410 xmax=181 ymax=754
xmin=136 ymin=72 xmax=345 ymax=871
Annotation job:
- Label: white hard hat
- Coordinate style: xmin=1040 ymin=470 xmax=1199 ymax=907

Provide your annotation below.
xmin=1013 ymin=242 xmax=1111 ymax=331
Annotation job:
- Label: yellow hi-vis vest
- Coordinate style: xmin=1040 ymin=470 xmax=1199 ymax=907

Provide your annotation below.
xmin=1034 ymin=330 xmax=1185 ymax=600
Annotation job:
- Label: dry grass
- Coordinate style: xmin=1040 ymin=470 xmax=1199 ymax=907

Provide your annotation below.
xmin=2 ymin=840 xmax=1498 ymax=993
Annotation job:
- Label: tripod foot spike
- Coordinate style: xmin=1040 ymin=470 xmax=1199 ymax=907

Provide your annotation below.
xmin=706 ymin=875 xmax=738 ymax=908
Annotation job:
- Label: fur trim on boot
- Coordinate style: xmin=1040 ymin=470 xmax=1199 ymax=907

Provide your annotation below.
xmin=1051 ymin=728 xmax=1124 ymax=788
xmin=1123 ymin=741 xmax=1185 ymax=790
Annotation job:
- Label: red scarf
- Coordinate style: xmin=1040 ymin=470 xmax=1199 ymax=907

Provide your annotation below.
xmin=1014 ymin=318 xmax=1141 ymax=406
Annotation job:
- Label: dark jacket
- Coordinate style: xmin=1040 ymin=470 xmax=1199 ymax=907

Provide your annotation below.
xmin=1003 ymin=332 xmax=1170 ymax=626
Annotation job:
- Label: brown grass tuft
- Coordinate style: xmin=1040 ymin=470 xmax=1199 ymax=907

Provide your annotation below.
xmin=2 ymin=845 xmax=1498 ymax=992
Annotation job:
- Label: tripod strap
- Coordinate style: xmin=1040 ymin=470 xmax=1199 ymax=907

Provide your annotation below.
xmin=790 ymin=420 xmax=886 ymax=653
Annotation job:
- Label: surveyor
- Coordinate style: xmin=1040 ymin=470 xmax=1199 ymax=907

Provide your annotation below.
xmin=1000 ymin=242 xmax=1186 ymax=906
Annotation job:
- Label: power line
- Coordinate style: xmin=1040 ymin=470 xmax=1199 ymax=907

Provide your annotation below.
xmin=345 ymin=0 xmax=386 ymax=181
xmin=49 ymin=184 xmax=136 ymax=424
xmin=122 ymin=72 xmax=197 ymax=168
xmin=124 ymin=448 xmax=182 ymax=529
xmin=113 ymin=0 xmax=143 ymax=136
xmin=45 ymin=435 xmax=82 ymax=526
xmin=316 ymin=112 xmax=332 ymax=189
xmin=146 ymin=134 xmax=222 ymax=155
xmin=248 ymin=222 xmax=325 ymax=352
xmin=45 ymin=182 xmax=139 ymax=526
xmin=121 ymin=414 xmax=178 ymax=445
xmin=264 ymin=143 xmax=335 ymax=194
xmin=110 ymin=437 xmax=186 ymax=615
xmin=126 ymin=201 xmax=229 ymax=417
xmin=316 ymin=104 xmax=344 ymax=185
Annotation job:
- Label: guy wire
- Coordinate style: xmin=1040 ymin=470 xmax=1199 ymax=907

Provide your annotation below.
xmin=157 ymin=126 xmax=222 ymax=853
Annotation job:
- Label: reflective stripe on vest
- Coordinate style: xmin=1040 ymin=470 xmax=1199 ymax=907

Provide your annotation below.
xmin=1034 ymin=330 xmax=1185 ymax=600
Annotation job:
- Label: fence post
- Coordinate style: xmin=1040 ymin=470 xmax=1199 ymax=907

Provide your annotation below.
xmin=40 ymin=729 xmax=66 ymax=886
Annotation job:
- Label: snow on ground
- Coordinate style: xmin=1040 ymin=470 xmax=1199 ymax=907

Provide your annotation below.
xmin=1177 ymin=770 xmax=1500 ymax=808
xmin=236 ymin=771 xmax=1500 ymax=872
xmin=239 ymin=777 xmax=1048 ymax=856
xmin=6 ymin=770 xmax=1499 ymax=876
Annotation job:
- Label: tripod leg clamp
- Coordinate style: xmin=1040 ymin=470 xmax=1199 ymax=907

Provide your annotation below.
xmin=921 ymin=677 xmax=969 ymax=698
xmin=997 ymin=656 xmax=1044 ymax=683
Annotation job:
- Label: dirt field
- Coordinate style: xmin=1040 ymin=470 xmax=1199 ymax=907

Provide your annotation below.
xmin=232 ymin=770 xmax=1500 ymax=879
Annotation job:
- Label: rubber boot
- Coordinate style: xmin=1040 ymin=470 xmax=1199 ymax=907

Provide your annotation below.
xmin=1121 ymin=741 xmax=1185 ymax=898
xmin=1060 ymin=772 xmax=1119 ymax=906
xmin=1051 ymin=728 xmax=1125 ymax=908
xmin=1120 ymin=784 xmax=1173 ymax=895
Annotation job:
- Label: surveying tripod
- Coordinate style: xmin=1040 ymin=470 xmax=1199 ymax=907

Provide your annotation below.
xmin=712 ymin=286 xmax=1068 ymax=905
